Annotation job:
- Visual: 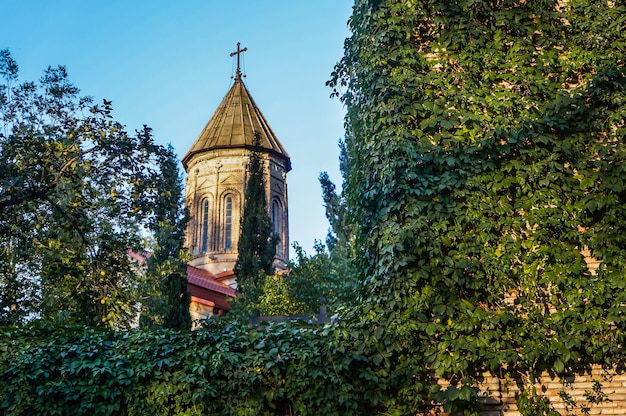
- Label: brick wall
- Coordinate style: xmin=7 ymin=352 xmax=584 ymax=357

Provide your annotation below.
xmin=441 ymin=366 xmax=626 ymax=415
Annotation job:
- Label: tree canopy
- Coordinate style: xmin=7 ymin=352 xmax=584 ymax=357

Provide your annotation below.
xmin=0 ymin=50 xmax=175 ymax=328
xmin=319 ymin=140 xmax=354 ymax=252
xmin=251 ymin=139 xmax=360 ymax=317
xmin=329 ymin=0 xmax=626 ymax=413
xmin=139 ymin=145 xmax=191 ymax=330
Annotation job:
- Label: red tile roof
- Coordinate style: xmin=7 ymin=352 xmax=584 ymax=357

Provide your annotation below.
xmin=215 ymin=269 xmax=236 ymax=281
xmin=187 ymin=266 xmax=236 ymax=297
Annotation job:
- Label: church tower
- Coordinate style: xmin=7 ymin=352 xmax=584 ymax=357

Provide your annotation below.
xmin=182 ymin=44 xmax=291 ymax=285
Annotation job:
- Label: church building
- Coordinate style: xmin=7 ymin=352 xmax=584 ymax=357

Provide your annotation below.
xmin=181 ymin=44 xmax=291 ymax=319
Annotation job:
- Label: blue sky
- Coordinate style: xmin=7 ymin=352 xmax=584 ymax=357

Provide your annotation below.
xmin=1 ymin=0 xmax=353 ymax=256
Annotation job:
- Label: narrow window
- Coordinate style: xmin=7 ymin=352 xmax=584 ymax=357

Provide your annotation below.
xmin=201 ymin=199 xmax=209 ymax=253
xmin=225 ymin=197 xmax=232 ymax=251
xmin=271 ymin=200 xmax=281 ymax=237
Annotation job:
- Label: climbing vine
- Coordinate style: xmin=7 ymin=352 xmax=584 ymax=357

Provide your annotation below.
xmin=0 ymin=321 xmax=377 ymax=416
xmin=329 ymin=0 xmax=626 ymax=413
xmin=2 ymin=1 xmax=626 ymax=415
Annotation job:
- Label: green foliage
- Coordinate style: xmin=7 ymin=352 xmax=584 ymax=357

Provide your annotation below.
xmin=259 ymin=274 xmax=309 ymax=316
xmin=328 ymin=0 xmax=626 ymax=413
xmin=0 ymin=321 xmax=376 ymax=416
xmin=260 ymin=137 xmax=362 ymax=319
xmin=232 ymin=241 xmax=360 ymax=317
xmin=3 ymin=0 xmax=625 ymax=412
xmin=319 ymin=140 xmax=355 ymax=252
xmin=518 ymin=387 xmax=560 ymax=416
xmin=0 ymin=50 xmax=175 ymax=328
xmin=234 ymin=133 xmax=278 ymax=296
xmin=227 ymin=270 xmax=266 ymax=321
xmin=285 ymin=242 xmax=359 ymax=313
xmin=140 ymin=145 xmax=191 ymax=330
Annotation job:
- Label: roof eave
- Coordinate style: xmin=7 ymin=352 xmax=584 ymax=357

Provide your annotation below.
xmin=182 ymin=145 xmax=292 ymax=172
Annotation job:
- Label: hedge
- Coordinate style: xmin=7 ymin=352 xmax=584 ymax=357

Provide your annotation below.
xmin=0 ymin=319 xmax=379 ymax=416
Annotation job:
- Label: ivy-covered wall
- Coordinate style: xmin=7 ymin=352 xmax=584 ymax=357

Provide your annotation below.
xmin=0 ymin=321 xmax=377 ymax=416
xmin=2 ymin=322 xmax=625 ymax=415
xmin=326 ymin=0 xmax=626 ymax=413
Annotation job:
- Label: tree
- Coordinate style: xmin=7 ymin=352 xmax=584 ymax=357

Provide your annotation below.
xmin=316 ymin=139 xmax=360 ymax=309
xmin=0 ymin=50 xmax=166 ymax=328
xmin=329 ymin=0 xmax=626 ymax=413
xmin=0 ymin=221 xmax=39 ymax=326
xmin=234 ymin=133 xmax=277 ymax=296
xmin=254 ymin=140 xmax=360 ymax=317
xmin=258 ymin=272 xmax=309 ymax=316
xmin=140 ymin=144 xmax=191 ymax=330
xmin=283 ymin=241 xmax=358 ymax=313
xmin=256 ymin=151 xmax=361 ymax=317
xmin=319 ymin=140 xmax=353 ymax=252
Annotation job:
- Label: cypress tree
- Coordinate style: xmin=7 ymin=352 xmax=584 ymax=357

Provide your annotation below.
xmin=142 ymin=144 xmax=191 ymax=330
xmin=234 ymin=133 xmax=277 ymax=294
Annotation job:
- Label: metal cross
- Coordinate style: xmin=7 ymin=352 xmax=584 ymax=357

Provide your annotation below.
xmin=230 ymin=42 xmax=247 ymax=79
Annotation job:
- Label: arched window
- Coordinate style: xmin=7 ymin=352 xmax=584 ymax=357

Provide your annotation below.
xmin=271 ymin=199 xmax=282 ymax=237
xmin=201 ymin=199 xmax=209 ymax=253
xmin=225 ymin=196 xmax=233 ymax=251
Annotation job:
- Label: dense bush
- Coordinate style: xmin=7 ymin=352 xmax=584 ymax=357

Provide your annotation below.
xmin=0 ymin=320 xmax=381 ymax=416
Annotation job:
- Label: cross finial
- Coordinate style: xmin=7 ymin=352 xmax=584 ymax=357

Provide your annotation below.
xmin=230 ymin=42 xmax=247 ymax=80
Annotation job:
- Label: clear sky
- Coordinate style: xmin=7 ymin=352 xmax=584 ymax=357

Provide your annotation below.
xmin=1 ymin=0 xmax=353 ymax=257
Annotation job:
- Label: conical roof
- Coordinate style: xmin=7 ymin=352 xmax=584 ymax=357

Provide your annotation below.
xmin=182 ymin=77 xmax=291 ymax=171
